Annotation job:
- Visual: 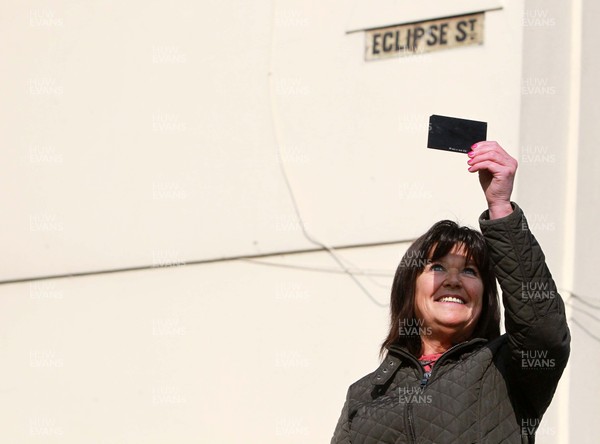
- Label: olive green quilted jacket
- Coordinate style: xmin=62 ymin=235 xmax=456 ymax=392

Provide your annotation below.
xmin=331 ymin=203 xmax=570 ymax=444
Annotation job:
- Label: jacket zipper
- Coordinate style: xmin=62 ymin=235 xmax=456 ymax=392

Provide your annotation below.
xmin=423 ymin=339 xmax=486 ymax=387
xmin=391 ymin=338 xmax=487 ymax=443
xmin=395 ymin=353 xmax=424 ymax=444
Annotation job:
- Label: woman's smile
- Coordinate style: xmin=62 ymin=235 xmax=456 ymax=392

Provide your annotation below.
xmin=414 ymin=244 xmax=484 ymax=343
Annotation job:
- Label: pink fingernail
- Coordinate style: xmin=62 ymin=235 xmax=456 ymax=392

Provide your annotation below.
xmin=471 ymin=144 xmax=477 ymax=149
xmin=467 ymin=151 xmax=474 ymax=157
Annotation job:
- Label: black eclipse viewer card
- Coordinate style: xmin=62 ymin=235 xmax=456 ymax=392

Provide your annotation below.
xmin=427 ymin=115 xmax=487 ymax=154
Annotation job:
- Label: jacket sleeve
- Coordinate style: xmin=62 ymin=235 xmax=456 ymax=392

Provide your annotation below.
xmin=331 ymin=388 xmax=351 ymax=444
xmin=479 ymin=202 xmax=570 ymax=420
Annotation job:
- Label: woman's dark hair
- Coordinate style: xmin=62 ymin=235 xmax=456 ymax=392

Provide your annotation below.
xmin=380 ymin=220 xmax=500 ymax=358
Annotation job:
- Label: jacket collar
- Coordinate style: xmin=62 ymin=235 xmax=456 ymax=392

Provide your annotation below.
xmin=371 ymin=337 xmax=487 ymax=386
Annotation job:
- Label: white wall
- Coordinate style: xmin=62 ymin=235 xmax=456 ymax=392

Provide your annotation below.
xmin=569 ymin=0 xmax=600 ymax=441
xmin=1 ymin=0 xmax=521 ymax=282
xmin=2 ymin=0 xmax=596 ymax=442
xmin=0 ymin=246 xmax=398 ymax=442
xmin=518 ymin=0 xmax=600 ymax=442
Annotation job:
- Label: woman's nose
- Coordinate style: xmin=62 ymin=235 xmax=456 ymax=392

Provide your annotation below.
xmin=443 ymin=270 xmax=462 ymax=288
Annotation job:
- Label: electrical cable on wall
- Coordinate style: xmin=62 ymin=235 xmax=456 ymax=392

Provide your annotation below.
xmin=570 ymin=317 xmax=600 ymax=343
xmin=243 ymin=257 xmax=396 ymax=283
xmin=565 ymin=298 xmax=600 ymax=322
xmin=568 ymin=292 xmax=600 ymax=310
xmin=271 ymin=133 xmax=389 ymax=307
xmin=563 ymin=291 xmax=600 ymax=345
xmin=266 ymin=0 xmax=389 ymax=307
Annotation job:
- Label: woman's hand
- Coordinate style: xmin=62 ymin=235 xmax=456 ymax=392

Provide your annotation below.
xmin=467 ymin=141 xmax=518 ymax=220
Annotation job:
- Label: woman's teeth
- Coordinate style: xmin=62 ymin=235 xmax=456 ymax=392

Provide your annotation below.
xmin=439 ymin=296 xmax=465 ymax=304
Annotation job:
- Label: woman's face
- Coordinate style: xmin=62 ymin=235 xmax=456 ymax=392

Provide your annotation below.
xmin=414 ymin=243 xmax=484 ymax=343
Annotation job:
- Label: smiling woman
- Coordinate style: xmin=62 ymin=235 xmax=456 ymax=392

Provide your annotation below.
xmin=331 ymin=142 xmax=570 ymax=444
xmin=381 ymin=220 xmax=500 ymax=359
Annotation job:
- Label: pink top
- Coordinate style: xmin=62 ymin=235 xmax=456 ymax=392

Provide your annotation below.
xmin=418 ymin=352 xmax=443 ymax=373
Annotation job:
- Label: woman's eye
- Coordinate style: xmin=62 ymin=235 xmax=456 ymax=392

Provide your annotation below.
xmin=463 ymin=267 xmax=478 ymax=276
xmin=430 ymin=264 xmax=444 ymax=271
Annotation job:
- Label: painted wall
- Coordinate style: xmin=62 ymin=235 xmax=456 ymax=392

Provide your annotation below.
xmin=2 ymin=0 xmax=596 ymax=442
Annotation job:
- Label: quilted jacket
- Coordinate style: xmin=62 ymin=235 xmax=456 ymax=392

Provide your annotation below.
xmin=331 ymin=203 xmax=570 ymax=444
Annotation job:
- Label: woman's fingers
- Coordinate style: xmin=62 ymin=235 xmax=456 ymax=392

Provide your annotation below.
xmin=471 ymin=142 xmax=513 ymax=161
xmin=466 ymin=141 xmax=517 ymax=218
xmin=468 ymin=141 xmax=518 ymax=173
xmin=467 ymin=152 xmax=516 ymax=171
xmin=467 ymin=159 xmax=507 ymax=174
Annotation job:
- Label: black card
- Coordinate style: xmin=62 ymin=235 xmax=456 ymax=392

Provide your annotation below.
xmin=427 ymin=115 xmax=487 ymax=154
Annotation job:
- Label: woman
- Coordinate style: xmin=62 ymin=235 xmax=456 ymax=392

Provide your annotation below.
xmin=331 ymin=142 xmax=570 ymax=443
